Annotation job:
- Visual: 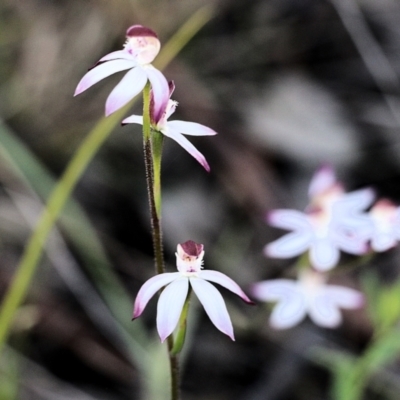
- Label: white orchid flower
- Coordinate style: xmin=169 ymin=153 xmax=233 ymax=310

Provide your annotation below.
xmin=74 ymin=25 xmax=169 ymax=119
xmin=122 ymin=81 xmax=216 ymax=171
xmin=251 ymin=270 xmax=364 ymax=329
xmin=265 ymin=165 xmax=374 ymax=271
xmin=133 ymin=241 xmax=253 ymax=342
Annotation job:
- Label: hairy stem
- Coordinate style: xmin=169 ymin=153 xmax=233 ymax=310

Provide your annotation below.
xmin=142 ymin=83 xmax=180 ymax=400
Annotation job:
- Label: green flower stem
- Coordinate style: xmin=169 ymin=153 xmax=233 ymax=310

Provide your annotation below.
xmin=142 ymin=83 xmax=179 ymax=400
xmin=151 ymin=131 xmax=164 ymax=217
xmin=142 ymin=83 xmax=165 ymax=276
xmin=171 ymin=289 xmax=192 ymax=355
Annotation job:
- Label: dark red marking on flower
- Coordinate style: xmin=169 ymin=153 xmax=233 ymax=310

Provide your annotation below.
xmin=126 ymin=25 xmax=158 ymax=39
xmin=180 ymin=240 xmax=204 ymax=257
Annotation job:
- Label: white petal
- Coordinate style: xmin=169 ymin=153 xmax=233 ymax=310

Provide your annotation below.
xmin=371 ymin=233 xmax=397 ymax=252
xmin=133 ymin=272 xmax=180 ymax=318
xmin=251 ymin=280 xmax=306 ymax=329
xmin=122 ymin=115 xmax=144 ymax=125
xmin=265 ymin=231 xmax=312 ymax=258
xmin=251 ymin=279 xmax=297 ymax=301
xmin=167 ymin=121 xmax=217 ymax=136
xmin=324 ymin=286 xmax=364 ymax=309
xmin=308 ymin=285 xmax=361 ymax=328
xmin=333 ymin=231 xmax=368 ymax=255
xmin=105 ymin=67 xmax=147 ymax=116
xmin=309 ymin=238 xmax=340 ymax=271
xmin=190 ymin=278 xmax=234 ymax=340
xmin=199 ymin=270 xmax=253 ymax=303
xmin=145 ymin=67 xmax=169 ymax=123
xmin=99 ymin=50 xmax=136 ymax=62
xmin=335 ymin=188 xmax=375 ymax=214
xmin=268 ymin=210 xmax=312 ymax=231
xmin=308 ymin=165 xmax=336 ymax=198
xmin=308 ymin=292 xmax=343 ymax=328
xmin=74 ymin=59 xmax=135 ymax=95
xmin=162 ymin=128 xmax=210 ymax=171
xmin=157 ymin=278 xmax=189 ymax=342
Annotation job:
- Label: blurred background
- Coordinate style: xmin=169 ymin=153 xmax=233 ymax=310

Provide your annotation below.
xmin=1 ymin=0 xmax=400 ymax=399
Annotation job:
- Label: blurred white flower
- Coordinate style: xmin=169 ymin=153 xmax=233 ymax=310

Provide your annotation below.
xmin=265 ymin=165 xmax=374 ymax=270
xmin=251 ymin=270 xmax=364 ymax=329
xmin=369 ymin=199 xmax=400 ymax=252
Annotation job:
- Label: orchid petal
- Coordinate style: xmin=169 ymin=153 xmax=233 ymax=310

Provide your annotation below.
xmin=99 ymin=50 xmax=136 ymax=63
xmin=334 ymin=231 xmax=368 ymax=254
xmin=371 ymin=234 xmax=397 ymax=252
xmin=167 ymin=121 xmax=217 ymax=136
xmin=265 ymin=231 xmax=312 ymax=258
xmin=199 ymin=270 xmax=253 ymax=303
xmin=157 ymin=277 xmax=189 ymax=342
xmin=133 ymin=272 xmax=180 ymax=318
xmin=162 ymin=129 xmax=210 ymax=172
xmin=74 ymin=59 xmax=135 ymax=96
xmin=309 ymin=238 xmax=340 ymax=271
xmin=308 ymin=164 xmax=336 ymax=198
xmin=105 ymin=66 xmax=147 ymax=116
xmin=335 ymin=188 xmax=375 ymax=214
xmin=268 ymin=210 xmax=312 ymax=231
xmin=308 ymin=290 xmax=343 ymax=328
xmin=145 ymin=66 xmax=169 ymax=123
xmin=252 ymin=280 xmax=306 ymax=329
xmin=190 ymin=278 xmax=234 ymax=340
xmin=251 ymin=279 xmax=297 ymax=301
xmin=324 ymin=286 xmax=364 ymax=309
xmin=122 ymin=115 xmax=144 ymax=125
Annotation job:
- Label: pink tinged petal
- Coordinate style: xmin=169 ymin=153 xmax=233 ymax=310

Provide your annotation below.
xmin=167 ymin=121 xmax=217 ymax=136
xmin=105 ymin=66 xmax=147 ymax=116
xmin=335 ymin=188 xmax=375 ymax=214
xmin=133 ymin=272 xmax=180 ymax=319
xmin=371 ymin=234 xmax=397 ymax=252
xmin=252 ymin=280 xmax=307 ymax=329
xmin=190 ymin=277 xmax=235 ymax=340
xmin=309 ymin=238 xmax=340 ymax=271
xmin=162 ymin=129 xmax=210 ymax=172
xmin=265 ymin=231 xmax=312 ymax=259
xmin=267 ymin=210 xmax=312 ymax=231
xmin=121 ymin=115 xmax=143 ymax=125
xmin=145 ymin=67 xmax=169 ymax=123
xmin=308 ymin=164 xmax=336 ymax=198
xmin=333 ymin=229 xmax=369 ymax=254
xmin=199 ymin=270 xmax=254 ymax=304
xmin=324 ymin=286 xmax=364 ymax=309
xmin=157 ymin=278 xmax=189 ymax=342
xmin=99 ymin=50 xmax=136 ymax=63
xmin=74 ymin=59 xmax=135 ymax=96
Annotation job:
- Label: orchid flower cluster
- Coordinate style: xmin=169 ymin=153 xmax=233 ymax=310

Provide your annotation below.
xmin=74 ymin=24 xmax=252 ymax=345
xmin=74 ymin=24 xmax=400 ymax=386
xmin=251 ymin=165 xmax=400 ymax=329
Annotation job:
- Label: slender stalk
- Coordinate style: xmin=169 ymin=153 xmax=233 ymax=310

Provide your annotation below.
xmin=171 ymin=289 xmax=192 ymax=355
xmin=142 ymin=83 xmax=180 ymax=400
